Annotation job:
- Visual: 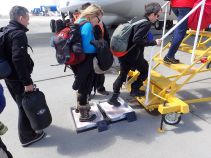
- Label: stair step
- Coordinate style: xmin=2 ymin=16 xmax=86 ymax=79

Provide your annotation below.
xmin=153 ymin=57 xmax=197 ymax=74
xmin=150 ymin=70 xmax=178 ymax=90
xmin=179 ymin=43 xmax=211 ymax=56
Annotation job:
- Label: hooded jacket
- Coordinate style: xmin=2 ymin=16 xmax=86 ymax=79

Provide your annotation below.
xmin=1 ymin=20 xmax=34 ymax=86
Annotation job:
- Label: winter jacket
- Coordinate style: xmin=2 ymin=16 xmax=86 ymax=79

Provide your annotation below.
xmin=76 ymin=18 xmax=96 ymax=54
xmin=170 ymin=0 xmax=196 ymax=8
xmin=124 ymin=17 xmax=157 ymax=63
xmin=1 ymin=20 xmax=34 ymax=86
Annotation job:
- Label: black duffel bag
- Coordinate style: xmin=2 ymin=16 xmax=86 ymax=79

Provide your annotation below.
xmin=22 ymin=88 xmax=52 ymax=130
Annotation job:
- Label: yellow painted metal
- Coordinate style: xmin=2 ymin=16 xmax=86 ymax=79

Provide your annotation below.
xmin=157 ymin=128 xmax=165 ymax=133
xmin=179 ymin=29 xmax=211 ymax=56
xmin=125 ymin=30 xmax=211 ymax=117
xmin=185 ymin=97 xmax=211 ymax=104
xmin=158 ymin=95 xmax=189 ymax=114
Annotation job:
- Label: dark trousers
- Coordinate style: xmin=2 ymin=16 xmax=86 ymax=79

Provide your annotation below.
xmin=95 ymin=73 xmax=106 ymax=92
xmin=4 ymin=80 xmax=35 ymax=143
xmin=0 ymin=138 xmax=13 ymax=158
xmin=113 ymin=56 xmax=148 ymax=93
xmin=77 ymin=55 xmax=95 ymax=105
xmin=166 ymin=7 xmax=191 ymax=58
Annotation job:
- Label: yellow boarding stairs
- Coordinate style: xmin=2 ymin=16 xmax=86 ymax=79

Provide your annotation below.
xmin=124 ymin=0 xmax=211 ymax=131
xmin=125 ymin=30 xmax=211 ymax=132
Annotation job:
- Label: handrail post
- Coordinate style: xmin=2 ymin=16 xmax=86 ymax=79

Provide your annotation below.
xmin=191 ymin=0 xmax=206 ymax=63
xmin=160 ymin=1 xmax=169 ymax=57
xmin=145 ymin=46 xmax=155 ymax=105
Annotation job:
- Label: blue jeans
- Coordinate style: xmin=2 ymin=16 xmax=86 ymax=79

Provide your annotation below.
xmin=166 ymin=8 xmax=191 ymax=58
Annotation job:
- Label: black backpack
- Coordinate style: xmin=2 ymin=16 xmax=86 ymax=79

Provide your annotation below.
xmin=90 ymin=39 xmax=113 ymax=71
xmin=52 ymin=21 xmax=87 ymax=66
xmin=0 ymin=28 xmax=13 ymax=79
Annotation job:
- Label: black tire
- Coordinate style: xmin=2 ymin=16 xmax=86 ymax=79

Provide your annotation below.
xmin=163 ymin=113 xmax=181 ymax=125
xmin=166 ymin=20 xmax=173 ymax=30
xmin=50 ymin=19 xmax=56 ymax=33
xmin=154 ymin=20 xmax=163 ymax=30
xmin=206 ymin=62 xmax=211 ymax=69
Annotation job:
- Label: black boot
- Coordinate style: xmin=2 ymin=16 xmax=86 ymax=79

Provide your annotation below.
xmin=130 ymin=89 xmax=145 ymax=97
xmin=108 ymin=93 xmax=121 ymax=107
xmin=78 ymin=104 xmax=96 ymax=122
xmin=75 ymin=102 xmax=79 ymax=113
xmin=130 ymin=81 xmax=145 ymax=97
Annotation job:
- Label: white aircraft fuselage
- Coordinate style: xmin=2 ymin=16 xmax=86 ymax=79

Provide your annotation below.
xmin=56 ymin=0 xmax=175 ymax=25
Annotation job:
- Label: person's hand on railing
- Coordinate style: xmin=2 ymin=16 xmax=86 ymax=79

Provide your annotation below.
xmin=155 ymin=39 xmax=162 ymax=46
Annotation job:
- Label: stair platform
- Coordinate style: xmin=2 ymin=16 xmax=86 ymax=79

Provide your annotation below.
xmin=98 ymin=97 xmax=136 ymax=122
xmin=70 ymin=102 xmax=108 ymax=133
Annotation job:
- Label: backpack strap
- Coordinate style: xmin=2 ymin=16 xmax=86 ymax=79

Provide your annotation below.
xmin=126 ymin=19 xmax=149 ymax=53
xmin=78 ymin=20 xmax=88 ymax=26
xmin=131 ymin=19 xmax=148 ymax=26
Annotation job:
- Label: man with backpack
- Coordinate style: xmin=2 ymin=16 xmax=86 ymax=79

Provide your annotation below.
xmin=0 ymin=6 xmax=45 ymax=147
xmin=108 ymin=2 xmax=162 ymax=107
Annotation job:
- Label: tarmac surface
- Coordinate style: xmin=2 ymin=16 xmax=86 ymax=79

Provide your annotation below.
xmin=0 ymin=16 xmax=211 ymax=158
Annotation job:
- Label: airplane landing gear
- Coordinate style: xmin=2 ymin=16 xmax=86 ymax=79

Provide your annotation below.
xmin=154 ymin=20 xmax=173 ymax=30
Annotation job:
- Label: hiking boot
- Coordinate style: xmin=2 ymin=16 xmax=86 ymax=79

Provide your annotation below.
xmin=130 ymin=89 xmax=145 ymax=97
xmin=97 ymin=90 xmax=109 ymax=95
xmin=78 ymin=104 xmax=96 ymax=122
xmin=163 ymin=56 xmax=180 ymax=64
xmin=21 ymin=131 xmax=46 ymax=147
xmin=108 ymin=93 xmax=121 ymax=107
xmin=0 ymin=121 xmax=8 ymax=135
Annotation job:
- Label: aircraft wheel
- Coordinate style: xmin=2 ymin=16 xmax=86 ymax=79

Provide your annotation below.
xmin=163 ymin=113 xmax=181 ymax=125
xmin=166 ymin=20 xmax=173 ymax=30
xmin=50 ymin=19 xmax=56 ymax=33
xmin=154 ymin=20 xmax=163 ymax=30
xmin=206 ymin=62 xmax=211 ymax=69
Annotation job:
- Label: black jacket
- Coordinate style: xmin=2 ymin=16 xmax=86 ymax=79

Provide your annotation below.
xmin=1 ymin=20 xmax=34 ymax=86
xmin=123 ymin=17 xmax=157 ymax=62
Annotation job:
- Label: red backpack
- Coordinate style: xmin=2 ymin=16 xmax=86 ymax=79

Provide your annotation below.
xmin=53 ymin=21 xmax=87 ymax=65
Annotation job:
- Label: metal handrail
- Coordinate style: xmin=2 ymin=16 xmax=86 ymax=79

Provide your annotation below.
xmin=160 ymin=1 xmax=169 ymax=57
xmin=145 ymin=0 xmax=207 ymax=105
